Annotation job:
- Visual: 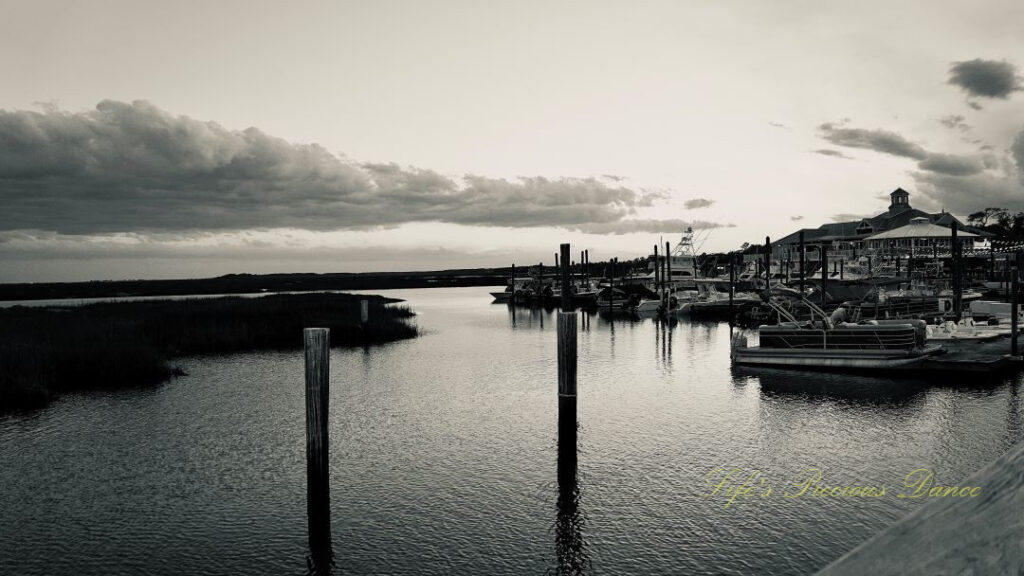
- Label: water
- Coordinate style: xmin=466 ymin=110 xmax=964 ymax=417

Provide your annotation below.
xmin=1 ymin=286 xmax=1022 ymax=575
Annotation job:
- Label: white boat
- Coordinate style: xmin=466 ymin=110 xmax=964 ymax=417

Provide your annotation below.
xmin=490 ymin=277 xmax=535 ymax=303
xmin=642 ymin=227 xmax=706 ymax=291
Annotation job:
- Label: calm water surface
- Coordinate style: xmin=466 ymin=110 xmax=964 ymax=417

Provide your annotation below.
xmin=2 ymin=286 xmax=1022 ymax=575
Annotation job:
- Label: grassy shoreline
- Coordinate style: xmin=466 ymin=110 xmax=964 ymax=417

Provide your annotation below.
xmin=0 ymin=293 xmax=418 ymax=413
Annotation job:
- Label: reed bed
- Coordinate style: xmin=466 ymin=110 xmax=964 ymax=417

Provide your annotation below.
xmin=0 ymin=293 xmax=418 ymax=412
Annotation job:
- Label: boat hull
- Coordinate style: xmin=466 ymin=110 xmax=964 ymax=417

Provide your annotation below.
xmin=731 ymin=345 xmax=942 ymax=370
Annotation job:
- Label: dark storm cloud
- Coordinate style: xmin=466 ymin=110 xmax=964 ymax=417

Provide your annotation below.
xmin=910 ymin=126 xmax=1024 ymax=213
xmin=683 ymin=198 xmax=714 ymax=209
xmin=818 ymin=123 xmax=928 ymax=160
xmin=813 ymin=149 xmax=851 ymax=159
xmin=0 ymin=100 xmax=671 ymax=234
xmin=572 ymin=219 xmax=733 ymax=235
xmin=948 ymin=59 xmax=1022 ymax=99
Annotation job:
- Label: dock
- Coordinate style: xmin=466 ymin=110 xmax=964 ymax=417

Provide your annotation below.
xmin=817 ymin=441 xmax=1024 ymax=575
xmin=922 ymin=334 xmax=1023 ymax=375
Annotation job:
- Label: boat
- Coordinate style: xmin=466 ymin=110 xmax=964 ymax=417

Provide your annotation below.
xmin=731 ymin=286 xmax=943 ymax=371
xmin=641 ymin=227 xmax=706 ymax=291
xmin=490 ymin=276 xmax=534 ymax=303
xmin=677 ymin=280 xmax=761 ymax=318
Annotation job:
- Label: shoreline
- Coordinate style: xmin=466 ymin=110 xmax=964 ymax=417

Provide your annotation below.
xmin=0 ymin=292 xmax=420 ymax=414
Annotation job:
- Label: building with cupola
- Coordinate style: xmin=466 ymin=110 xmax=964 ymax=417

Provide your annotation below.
xmin=768 ymin=188 xmax=989 ymax=265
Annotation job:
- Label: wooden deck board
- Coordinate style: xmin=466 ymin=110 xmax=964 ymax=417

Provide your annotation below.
xmin=817 ymin=442 xmax=1024 ymax=575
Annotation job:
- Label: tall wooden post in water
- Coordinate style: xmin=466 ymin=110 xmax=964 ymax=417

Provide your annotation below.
xmin=820 ymin=244 xmax=828 ymax=308
xmin=1012 ymin=266 xmax=1019 ymax=357
xmin=559 ymin=243 xmax=578 ymax=396
xmin=665 ymin=241 xmax=672 ymax=307
xmin=653 ymin=244 xmax=660 ymax=301
xmin=952 ymin=222 xmax=962 ymax=322
xmin=556 ymin=244 xmax=582 ymax=571
xmin=729 ymin=252 xmax=735 ymax=328
xmin=304 ymin=328 xmax=332 ymax=571
xmin=799 ymin=231 xmax=806 ymax=294
xmin=764 ymin=236 xmax=771 ymax=287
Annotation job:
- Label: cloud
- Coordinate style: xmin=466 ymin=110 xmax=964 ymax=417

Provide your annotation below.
xmin=769 ymin=122 xmax=787 ymax=129
xmin=832 ymin=213 xmax=872 ymax=222
xmin=916 ymin=153 xmax=987 ymax=176
xmin=813 ymin=148 xmax=852 ymax=159
xmin=819 ymin=121 xmax=1000 ymax=177
xmin=910 ymin=126 xmax=1024 ymax=213
xmin=0 ymin=100 xmax=668 ymax=234
xmin=968 ymin=101 xmax=983 ymax=111
xmin=948 ymin=59 xmax=1022 ymax=99
xmin=571 ymin=219 xmax=733 ymax=235
xmin=683 ymin=198 xmax=715 ymax=209
xmin=790 ymin=215 xmax=804 ymax=221
xmin=938 ymin=115 xmax=970 ymax=131
xmin=818 ymin=123 xmax=928 ymax=160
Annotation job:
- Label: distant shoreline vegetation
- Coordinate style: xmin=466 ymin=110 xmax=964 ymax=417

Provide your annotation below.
xmin=0 ymin=293 xmax=419 ymax=413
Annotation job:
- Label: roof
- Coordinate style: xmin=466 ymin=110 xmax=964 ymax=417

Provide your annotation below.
xmin=865 ymin=220 xmax=979 ymax=240
xmin=773 ymin=188 xmax=972 ymax=245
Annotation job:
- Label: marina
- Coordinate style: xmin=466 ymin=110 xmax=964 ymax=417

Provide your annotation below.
xmin=4 ymin=285 xmax=1024 ymax=575
xmin=5 ymin=3 xmax=1024 ymax=572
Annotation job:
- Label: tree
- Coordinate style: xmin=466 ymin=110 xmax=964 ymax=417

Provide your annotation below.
xmin=967 ymin=207 xmax=1008 ymax=227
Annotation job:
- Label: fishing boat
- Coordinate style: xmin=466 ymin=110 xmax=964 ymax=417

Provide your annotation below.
xmin=677 ymin=280 xmax=761 ymax=318
xmin=731 ymin=286 xmax=942 ymax=370
xmin=490 ymin=277 xmax=534 ymax=303
xmin=641 ymin=227 xmax=706 ymax=291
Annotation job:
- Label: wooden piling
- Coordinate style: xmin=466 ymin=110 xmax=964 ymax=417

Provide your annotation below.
xmin=304 ymin=327 xmax=332 ymax=569
xmin=729 ymin=252 xmax=735 ymax=327
xmin=952 ymin=222 xmax=962 ymax=321
xmin=359 ymin=299 xmax=368 ymax=326
xmin=1012 ymin=266 xmax=1019 ymax=357
xmin=608 ymin=258 xmax=616 ymax=313
xmin=510 ymin=263 xmax=516 ymax=304
xmin=560 ymin=244 xmax=572 ymax=310
xmin=799 ymin=231 xmax=805 ymax=293
xmin=764 ymin=236 xmax=771 ymax=287
xmin=653 ymin=244 xmax=660 ymax=301
xmin=821 ymin=244 xmax=828 ymax=308
xmin=558 ymin=313 xmax=578 ymax=397
xmin=839 ymin=258 xmax=844 ymax=280
xmin=665 ymin=241 xmax=672 ymax=307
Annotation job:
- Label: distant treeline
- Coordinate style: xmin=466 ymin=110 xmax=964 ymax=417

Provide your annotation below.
xmin=0 ymin=269 xmax=510 ymax=302
xmin=0 ymin=293 xmax=418 ymax=413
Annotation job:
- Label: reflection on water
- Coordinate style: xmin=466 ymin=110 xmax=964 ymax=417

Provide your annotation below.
xmin=1 ymin=286 xmax=1022 ymax=575
xmin=554 ymin=396 xmax=588 ymax=576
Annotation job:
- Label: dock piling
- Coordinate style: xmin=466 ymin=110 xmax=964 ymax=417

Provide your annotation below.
xmin=304 ymin=327 xmax=332 ymax=572
xmin=359 ymin=299 xmax=368 ymax=326
xmin=665 ymin=241 xmax=672 ymax=307
xmin=1013 ymin=266 xmax=1019 ymax=357
xmin=799 ymin=231 xmax=805 ymax=293
xmin=952 ymin=222 xmax=962 ymax=322
xmin=821 ymin=245 xmax=828 ymax=308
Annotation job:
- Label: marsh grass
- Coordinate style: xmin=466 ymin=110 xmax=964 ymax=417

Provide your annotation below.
xmin=0 ymin=293 xmax=418 ymax=412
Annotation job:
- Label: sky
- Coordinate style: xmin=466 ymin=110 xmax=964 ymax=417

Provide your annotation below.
xmin=1 ymin=0 xmax=1023 ymax=282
